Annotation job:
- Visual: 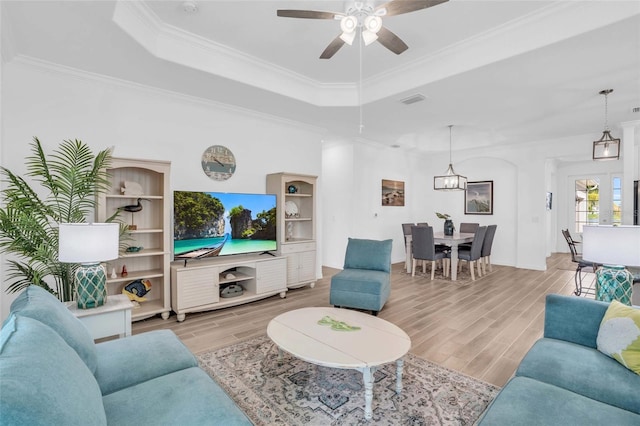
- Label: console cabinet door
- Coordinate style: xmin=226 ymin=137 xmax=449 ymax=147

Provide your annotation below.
xmin=174 ymin=268 xmax=218 ymax=310
xmin=256 ymin=258 xmax=287 ymax=294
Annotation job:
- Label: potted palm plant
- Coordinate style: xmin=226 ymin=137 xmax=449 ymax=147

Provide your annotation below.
xmin=0 ymin=137 xmax=120 ymax=302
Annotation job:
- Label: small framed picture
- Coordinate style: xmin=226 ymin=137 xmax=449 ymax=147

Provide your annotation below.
xmin=465 ymin=181 xmax=493 ymax=215
xmin=381 ymin=179 xmax=405 ymax=206
xmin=546 ymin=192 xmax=553 ymax=210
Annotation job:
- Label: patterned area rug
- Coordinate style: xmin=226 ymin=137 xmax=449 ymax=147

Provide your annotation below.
xmin=197 ymin=335 xmax=500 ymax=425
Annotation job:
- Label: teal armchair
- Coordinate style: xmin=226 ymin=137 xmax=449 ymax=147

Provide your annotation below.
xmin=329 ymin=238 xmax=393 ymax=315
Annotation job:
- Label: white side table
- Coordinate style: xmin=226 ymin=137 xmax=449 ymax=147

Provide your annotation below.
xmin=67 ymin=294 xmax=133 ymax=340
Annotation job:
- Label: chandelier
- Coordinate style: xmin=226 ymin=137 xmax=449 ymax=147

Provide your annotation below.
xmin=434 ymin=125 xmax=467 ymax=191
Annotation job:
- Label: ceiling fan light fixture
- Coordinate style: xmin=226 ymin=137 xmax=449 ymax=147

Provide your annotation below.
xmin=364 ymin=15 xmax=382 ymax=33
xmin=340 ymin=31 xmax=356 ymax=46
xmin=362 ymin=30 xmax=378 ymax=46
xmin=340 ymin=15 xmax=358 ymax=33
xmin=593 ymin=89 xmax=620 ymax=161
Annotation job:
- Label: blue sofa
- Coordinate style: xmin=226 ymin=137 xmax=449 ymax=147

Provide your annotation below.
xmin=478 ymin=294 xmax=640 ymax=425
xmin=330 ymin=238 xmax=392 ymax=315
xmin=0 ymin=285 xmax=251 ymax=425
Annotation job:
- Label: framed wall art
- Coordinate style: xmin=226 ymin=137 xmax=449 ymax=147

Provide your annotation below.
xmin=465 ymin=181 xmax=493 ymax=215
xmin=381 ymin=179 xmax=405 ymax=206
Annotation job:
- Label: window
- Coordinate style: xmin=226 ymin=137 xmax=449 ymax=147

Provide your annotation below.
xmin=575 ymin=179 xmax=599 ymax=233
xmin=612 ymin=176 xmax=622 ymax=226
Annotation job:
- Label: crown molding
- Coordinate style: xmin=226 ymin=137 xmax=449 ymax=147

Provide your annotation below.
xmin=113 ymin=1 xmax=639 ymax=108
xmin=364 ymin=1 xmax=640 ymax=104
xmin=9 ymin=55 xmax=327 ymax=135
xmin=113 ymin=0 xmax=357 ymax=106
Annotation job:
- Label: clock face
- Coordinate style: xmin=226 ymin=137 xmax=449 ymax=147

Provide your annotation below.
xmin=201 ymin=145 xmax=236 ymax=181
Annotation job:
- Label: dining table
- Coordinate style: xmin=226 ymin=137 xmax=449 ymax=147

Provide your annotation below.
xmin=405 ymin=231 xmax=475 ymax=281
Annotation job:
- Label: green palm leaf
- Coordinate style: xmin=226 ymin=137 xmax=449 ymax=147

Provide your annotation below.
xmin=0 ymin=137 xmax=118 ymax=302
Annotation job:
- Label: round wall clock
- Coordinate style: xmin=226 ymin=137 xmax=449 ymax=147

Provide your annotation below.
xmin=201 ymin=145 xmax=236 ymax=181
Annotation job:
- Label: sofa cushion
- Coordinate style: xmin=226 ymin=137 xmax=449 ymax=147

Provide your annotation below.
xmin=597 ymin=300 xmax=640 ymax=374
xmin=343 ymin=238 xmax=392 ymax=273
xmin=102 ymin=366 xmax=252 ymax=425
xmin=477 ymin=376 xmax=640 ymax=425
xmin=95 ymin=329 xmax=199 ymax=395
xmin=516 ymin=337 xmax=640 ymax=415
xmin=9 ymin=285 xmax=98 ymax=373
xmin=0 ymin=314 xmax=107 ymax=426
xmin=543 ymin=293 xmax=609 ymax=349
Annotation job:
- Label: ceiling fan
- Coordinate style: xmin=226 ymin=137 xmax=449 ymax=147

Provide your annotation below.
xmin=277 ymin=0 xmax=448 ymax=59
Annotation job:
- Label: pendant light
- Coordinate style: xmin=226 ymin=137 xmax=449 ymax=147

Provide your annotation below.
xmin=434 ymin=125 xmax=467 ymax=190
xmin=593 ymin=89 xmax=620 ymax=161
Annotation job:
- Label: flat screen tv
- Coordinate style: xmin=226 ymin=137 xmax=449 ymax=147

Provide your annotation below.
xmin=173 ymin=190 xmax=277 ymax=260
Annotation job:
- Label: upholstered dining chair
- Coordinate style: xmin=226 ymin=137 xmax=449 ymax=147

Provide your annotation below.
xmin=417 ymin=222 xmax=429 ymax=226
xmin=411 ymin=225 xmax=448 ymax=280
xmin=480 ymin=225 xmax=498 ymax=274
xmin=450 ymin=226 xmax=487 ymax=281
xmin=459 ymin=223 xmax=480 ymax=251
xmin=402 ymin=223 xmax=414 ymax=245
xmin=459 ymin=223 xmax=479 ymax=234
xmin=330 ymin=238 xmax=392 ymax=315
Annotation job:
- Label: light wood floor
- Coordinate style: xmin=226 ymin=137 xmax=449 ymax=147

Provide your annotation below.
xmin=133 ymin=252 xmax=589 ymax=387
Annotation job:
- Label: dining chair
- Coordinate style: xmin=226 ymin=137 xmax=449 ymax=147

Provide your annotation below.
xmin=458 ymin=223 xmax=480 ymax=251
xmin=480 ymin=225 xmax=498 ymax=274
xmin=417 ymin=222 xmax=429 ymax=226
xmin=562 ymin=229 xmax=596 ymax=296
xmin=402 ymin=223 xmax=415 ymax=245
xmin=459 ymin=223 xmax=479 ymax=233
xmin=450 ymin=226 xmax=487 ymax=281
xmin=411 ymin=225 xmax=448 ymax=280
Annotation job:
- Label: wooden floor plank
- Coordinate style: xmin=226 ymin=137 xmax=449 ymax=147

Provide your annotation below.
xmin=132 ymin=253 xmax=590 ymax=387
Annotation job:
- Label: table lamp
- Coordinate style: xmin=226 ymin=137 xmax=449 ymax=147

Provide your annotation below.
xmin=582 ymin=225 xmax=640 ymax=305
xmin=58 ymin=223 xmax=119 ymax=309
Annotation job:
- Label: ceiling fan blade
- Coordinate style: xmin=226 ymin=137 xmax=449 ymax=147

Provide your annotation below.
xmin=377 ymin=27 xmax=409 ymax=55
xmin=320 ymin=36 xmax=346 ymax=59
xmin=376 ymin=0 xmax=448 ymax=17
xmin=277 ymin=10 xmax=341 ymax=20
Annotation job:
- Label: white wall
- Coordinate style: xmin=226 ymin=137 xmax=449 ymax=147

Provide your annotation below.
xmin=0 ymin=59 xmax=324 ymax=320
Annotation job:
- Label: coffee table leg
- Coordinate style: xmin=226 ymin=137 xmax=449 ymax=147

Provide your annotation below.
xmin=362 ymin=367 xmax=374 ymax=420
xmin=396 ymin=358 xmax=404 ymax=394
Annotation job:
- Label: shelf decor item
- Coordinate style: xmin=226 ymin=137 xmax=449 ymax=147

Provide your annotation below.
xmin=58 ymin=223 xmax=120 ymax=309
xmin=435 ymin=212 xmax=454 ymax=236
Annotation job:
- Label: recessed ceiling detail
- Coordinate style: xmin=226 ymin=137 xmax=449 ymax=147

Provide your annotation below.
xmin=112 ymin=0 xmax=639 ymax=108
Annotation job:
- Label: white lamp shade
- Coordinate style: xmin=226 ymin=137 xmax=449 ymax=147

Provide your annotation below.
xmin=362 ymin=29 xmax=378 ymax=46
xmin=582 ymin=225 xmax=640 ymax=267
xmin=59 ymin=223 xmax=119 ymax=264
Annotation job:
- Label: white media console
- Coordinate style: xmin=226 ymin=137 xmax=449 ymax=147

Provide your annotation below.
xmin=170 ymin=254 xmax=287 ymax=322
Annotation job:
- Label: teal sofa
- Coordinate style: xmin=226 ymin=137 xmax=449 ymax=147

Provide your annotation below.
xmin=330 ymin=238 xmax=393 ymax=315
xmin=478 ymin=294 xmax=640 ymax=425
xmin=0 ymin=285 xmax=251 ymax=426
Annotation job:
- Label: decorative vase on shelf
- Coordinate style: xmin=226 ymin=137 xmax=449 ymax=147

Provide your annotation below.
xmin=444 ymin=219 xmax=454 ymax=236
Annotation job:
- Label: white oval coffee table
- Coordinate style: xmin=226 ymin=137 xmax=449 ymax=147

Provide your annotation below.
xmin=267 ymin=307 xmax=411 ymax=420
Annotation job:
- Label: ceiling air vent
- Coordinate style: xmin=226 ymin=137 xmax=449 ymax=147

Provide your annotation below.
xmin=400 ymin=94 xmax=426 ymax=105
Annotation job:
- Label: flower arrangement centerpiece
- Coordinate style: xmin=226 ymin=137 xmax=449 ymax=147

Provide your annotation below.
xmin=436 ymin=212 xmax=455 ymax=236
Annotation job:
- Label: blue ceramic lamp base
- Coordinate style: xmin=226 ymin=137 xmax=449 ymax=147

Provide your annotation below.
xmin=75 ymin=263 xmax=108 ymax=309
xmin=595 ymin=265 xmax=633 ymax=306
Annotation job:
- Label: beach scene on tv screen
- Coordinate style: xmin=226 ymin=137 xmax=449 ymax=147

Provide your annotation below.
xmin=173 ymin=191 xmax=276 ymax=259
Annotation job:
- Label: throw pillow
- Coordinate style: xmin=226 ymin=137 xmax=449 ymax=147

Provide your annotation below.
xmin=596 ymin=300 xmax=640 ymax=375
